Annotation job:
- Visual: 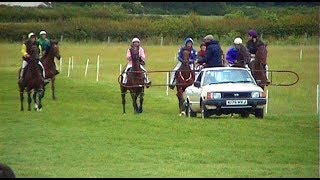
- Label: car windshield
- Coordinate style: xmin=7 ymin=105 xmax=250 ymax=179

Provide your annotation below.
xmin=202 ymin=69 xmax=255 ymax=86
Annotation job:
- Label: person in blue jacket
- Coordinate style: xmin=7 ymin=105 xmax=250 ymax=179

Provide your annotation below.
xmin=169 ymin=37 xmax=197 ymax=89
xmin=196 ymin=34 xmax=223 ymax=68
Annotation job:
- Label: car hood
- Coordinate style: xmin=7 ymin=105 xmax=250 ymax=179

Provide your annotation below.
xmin=203 ymin=83 xmax=263 ymax=92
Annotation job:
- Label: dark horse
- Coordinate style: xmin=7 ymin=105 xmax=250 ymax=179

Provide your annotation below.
xmin=18 ymin=44 xmax=45 ymax=111
xmin=120 ymin=46 xmax=145 ymax=114
xmin=175 ymin=49 xmax=195 ymax=115
xmin=248 ymin=45 xmax=267 ymax=90
xmin=40 ymin=40 xmax=61 ymax=100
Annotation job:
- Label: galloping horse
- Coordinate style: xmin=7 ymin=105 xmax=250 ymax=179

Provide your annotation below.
xmin=120 ymin=46 xmax=145 ymax=114
xmin=248 ymin=45 xmax=267 ymax=90
xmin=18 ymin=44 xmax=45 ymax=111
xmin=40 ymin=40 xmax=61 ymax=100
xmin=175 ymin=49 xmax=195 ymax=115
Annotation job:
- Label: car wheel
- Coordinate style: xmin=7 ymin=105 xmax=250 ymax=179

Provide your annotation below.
xmin=255 ymin=108 xmax=264 ymax=119
xmin=185 ymin=101 xmax=196 ymax=118
xmin=201 ymin=103 xmax=209 ymax=119
xmin=240 ymin=111 xmax=250 ymax=118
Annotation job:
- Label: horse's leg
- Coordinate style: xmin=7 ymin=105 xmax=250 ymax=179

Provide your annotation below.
xmin=131 ymin=92 xmax=138 ymax=114
xmin=36 ymin=88 xmax=44 ymax=111
xmin=51 ymin=77 xmax=56 ymax=100
xmin=27 ymin=91 xmax=32 ymax=111
xmin=138 ymin=89 xmax=144 ymax=113
xmin=19 ymin=85 xmax=24 ymax=111
xmin=121 ymin=86 xmax=126 ymax=114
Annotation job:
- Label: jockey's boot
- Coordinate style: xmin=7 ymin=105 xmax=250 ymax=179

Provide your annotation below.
xmin=169 ymin=71 xmax=177 ymax=90
xmin=266 ymin=79 xmax=271 ymax=86
xmin=144 ymin=74 xmax=152 ymax=88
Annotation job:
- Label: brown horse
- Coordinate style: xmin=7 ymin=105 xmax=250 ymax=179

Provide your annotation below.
xmin=120 ymin=46 xmax=145 ymax=114
xmin=18 ymin=44 xmax=45 ymax=111
xmin=175 ymin=50 xmax=195 ymax=115
xmin=40 ymin=40 xmax=61 ymax=100
xmin=249 ymin=45 xmax=267 ymax=90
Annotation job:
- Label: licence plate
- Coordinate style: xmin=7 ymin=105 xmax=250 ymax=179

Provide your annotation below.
xmin=226 ymin=99 xmax=247 ymax=105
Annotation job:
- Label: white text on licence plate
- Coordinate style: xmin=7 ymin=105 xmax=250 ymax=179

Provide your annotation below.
xmin=226 ymin=100 xmax=247 ymax=105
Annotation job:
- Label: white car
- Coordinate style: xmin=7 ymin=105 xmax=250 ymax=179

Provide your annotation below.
xmin=183 ymin=67 xmax=267 ymax=119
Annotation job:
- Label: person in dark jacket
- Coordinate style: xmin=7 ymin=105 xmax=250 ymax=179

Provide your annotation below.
xmin=196 ymin=35 xmax=223 ymax=68
xmin=246 ymin=29 xmax=270 ymax=84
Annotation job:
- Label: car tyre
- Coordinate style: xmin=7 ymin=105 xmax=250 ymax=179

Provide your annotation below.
xmin=240 ymin=111 xmax=250 ymax=118
xmin=255 ymin=108 xmax=264 ymax=119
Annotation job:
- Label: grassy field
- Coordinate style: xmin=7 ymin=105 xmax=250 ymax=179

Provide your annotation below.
xmin=0 ymin=42 xmax=318 ymax=177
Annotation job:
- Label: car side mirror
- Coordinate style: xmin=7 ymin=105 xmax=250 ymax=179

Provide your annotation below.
xmin=194 ymin=81 xmax=201 ymax=88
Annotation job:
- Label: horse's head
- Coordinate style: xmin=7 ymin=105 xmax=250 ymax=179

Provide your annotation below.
xmin=181 ymin=49 xmax=191 ymax=66
xmin=28 ymin=44 xmax=40 ymax=62
xmin=50 ymin=40 xmax=61 ymax=60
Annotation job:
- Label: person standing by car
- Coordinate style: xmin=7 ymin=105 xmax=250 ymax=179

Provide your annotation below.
xmin=196 ymin=34 xmax=223 ymax=68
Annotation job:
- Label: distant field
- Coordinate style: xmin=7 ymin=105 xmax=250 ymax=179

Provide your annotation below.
xmin=0 ymin=42 xmax=318 ymax=177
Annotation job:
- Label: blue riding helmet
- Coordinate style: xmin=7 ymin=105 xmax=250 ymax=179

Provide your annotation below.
xmin=185 ymin=37 xmax=194 ymax=45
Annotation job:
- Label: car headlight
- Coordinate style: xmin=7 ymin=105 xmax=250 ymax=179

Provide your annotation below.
xmin=207 ymin=92 xmax=221 ymax=100
xmin=251 ymin=91 xmax=261 ymax=98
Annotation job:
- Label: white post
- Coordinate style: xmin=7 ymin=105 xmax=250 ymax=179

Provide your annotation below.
xmin=317 ymin=84 xmax=319 ymax=114
xmin=166 ymin=72 xmax=169 ymax=96
xmin=265 ymin=89 xmax=269 ymax=114
xmin=60 ymin=35 xmax=63 ymax=42
xmin=67 ymin=57 xmax=71 ymax=77
xmin=59 ymin=57 xmax=62 ymax=73
xmin=160 ymin=36 xmax=163 ymax=46
xmin=85 ymin=58 xmax=89 ymax=77
xmin=107 ymin=36 xmax=110 ymax=44
xmin=71 ymin=56 xmax=74 ymax=70
xmin=300 ymin=49 xmax=303 ymax=61
xmin=119 ymin=64 xmax=122 ymax=75
xmin=96 ymin=55 xmax=100 ymax=82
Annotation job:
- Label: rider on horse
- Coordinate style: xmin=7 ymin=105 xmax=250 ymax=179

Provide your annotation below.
xmin=38 ymin=30 xmax=59 ymax=75
xmin=227 ymin=37 xmax=251 ymax=68
xmin=169 ymin=37 xmax=197 ymax=89
xmin=246 ymin=29 xmax=270 ymax=84
xmin=122 ymin=37 xmax=151 ymax=87
xmin=19 ymin=32 xmax=47 ymax=84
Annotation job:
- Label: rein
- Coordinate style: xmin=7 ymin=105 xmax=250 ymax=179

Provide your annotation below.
xmin=179 ymin=71 xmax=193 ymax=82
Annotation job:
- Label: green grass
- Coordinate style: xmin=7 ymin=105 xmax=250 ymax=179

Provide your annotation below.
xmin=0 ymin=42 xmax=318 ymax=177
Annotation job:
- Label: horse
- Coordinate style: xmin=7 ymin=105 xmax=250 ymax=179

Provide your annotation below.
xmin=175 ymin=49 xmax=195 ymax=115
xmin=40 ymin=40 xmax=61 ymax=100
xmin=119 ymin=46 xmax=145 ymax=114
xmin=18 ymin=44 xmax=45 ymax=111
xmin=248 ymin=45 xmax=268 ymax=90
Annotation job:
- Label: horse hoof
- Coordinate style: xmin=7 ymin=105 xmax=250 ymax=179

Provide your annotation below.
xmin=181 ymin=112 xmax=186 ymax=116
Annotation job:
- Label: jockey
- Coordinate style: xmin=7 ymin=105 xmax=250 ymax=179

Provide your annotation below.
xmin=246 ymin=29 xmax=270 ymax=84
xmin=225 ymin=47 xmax=239 ymax=66
xmin=38 ymin=30 xmax=51 ymax=58
xmin=169 ymin=37 xmax=197 ymax=89
xmin=38 ymin=30 xmax=59 ymax=75
xmin=122 ymin=37 xmax=151 ymax=87
xmin=232 ymin=37 xmax=251 ymax=68
xmin=19 ymin=32 xmax=47 ymax=83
